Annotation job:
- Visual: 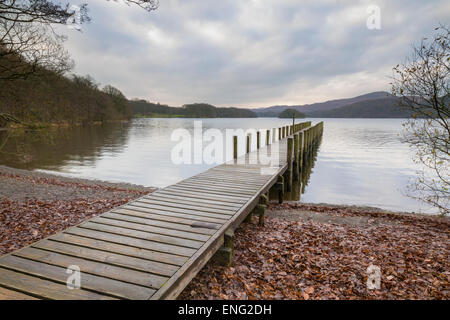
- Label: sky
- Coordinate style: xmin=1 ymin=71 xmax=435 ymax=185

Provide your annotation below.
xmin=61 ymin=0 xmax=450 ymax=108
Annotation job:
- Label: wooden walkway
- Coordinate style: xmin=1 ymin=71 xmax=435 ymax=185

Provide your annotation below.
xmin=0 ymin=121 xmax=323 ymax=300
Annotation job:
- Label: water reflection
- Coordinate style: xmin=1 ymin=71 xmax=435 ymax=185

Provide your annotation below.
xmin=0 ymin=118 xmax=437 ymax=213
xmin=269 ymin=135 xmax=322 ymax=202
xmin=0 ymin=123 xmax=131 ymax=171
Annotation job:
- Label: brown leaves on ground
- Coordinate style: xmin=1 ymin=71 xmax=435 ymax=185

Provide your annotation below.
xmin=0 ymin=196 xmax=148 ymax=255
xmin=180 ymin=204 xmax=449 ymax=300
xmin=0 ymin=167 xmax=152 ymax=255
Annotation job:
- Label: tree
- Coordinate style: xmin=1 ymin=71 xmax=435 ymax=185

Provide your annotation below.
xmin=278 ymin=108 xmax=306 ymax=119
xmin=0 ymin=0 xmax=158 ymax=80
xmin=0 ymin=0 xmax=159 ymax=124
xmin=391 ymin=25 xmax=449 ymax=214
xmin=103 ymin=85 xmax=132 ymax=118
xmin=0 ymin=20 xmax=73 ymax=81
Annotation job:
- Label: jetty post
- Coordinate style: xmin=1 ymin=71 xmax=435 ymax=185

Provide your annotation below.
xmin=299 ymin=130 xmax=304 ymax=170
xmin=293 ymin=133 xmax=300 ymax=181
xmin=286 ymin=137 xmax=293 ymax=192
xmin=256 ymin=131 xmax=261 ymax=149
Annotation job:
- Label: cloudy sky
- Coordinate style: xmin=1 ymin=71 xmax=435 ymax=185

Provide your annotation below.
xmin=61 ymin=0 xmax=450 ymax=108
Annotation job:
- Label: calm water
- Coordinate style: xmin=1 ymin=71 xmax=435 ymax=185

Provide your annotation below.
xmin=0 ymin=118 xmax=435 ymax=214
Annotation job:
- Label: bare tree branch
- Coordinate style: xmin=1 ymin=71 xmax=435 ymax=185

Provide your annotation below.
xmin=392 ymin=25 xmax=450 ymax=214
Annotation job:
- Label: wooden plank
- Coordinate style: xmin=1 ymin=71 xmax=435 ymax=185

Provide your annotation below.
xmin=102 ymin=212 xmax=216 ymax=236
xmin=149 ymin=191 xmax=244 ymax=207
xmin=192 ymin=172 xmax=269 ymax=180
xmin=0 ymin=286 xmax=37 ymax=300
xmin=166 ymin=185 xmax=252 ymax=198
xmin=154 ymin=189 xmax=247 ymax=204
xmin=111 ymin=208 xmax=221 ymax=232
xmin=194 ymin=173 xmax=269 ymax=182
xmin=0 ymin=255 xmax=154 ymax=300
xmin=166 ymin=184 xmax=255 ymax=197
xmin=64 ymin=227 xmax=196 ymax=257
xmin=79 ymin=222 xmax=203 ymax=250
xmin=33 ymin=239 xmax=179 ymax=277
xmin=138 ymin=198 xmax=236 ymax=215
xmin=177 ymin=181 xmax=259 ymax=193
xmin=192 ymin=170 xmax=271 ymax=178
xmin=0 ymin=267 xmax=115 ymax=300
xmin=143 ymin=194 xmax=242 ymax=210
xmin=121 ymin=205 xmax=227 ymax=224
xmin=14 ymin=247 xmax=169 ymax=290
xmin=187 ymin=177 xmax=264 ymax=187
xmin=50 ymin=233 xmax=187 ymax=266
xmin=132 ymin=201 xmax=234 ymax=219
xmin=92 ymin=216 xmax=210 ymax=242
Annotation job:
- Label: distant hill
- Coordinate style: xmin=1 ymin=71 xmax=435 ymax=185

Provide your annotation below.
xmin=307 ymin=97 xmax=413 ymax=118
xmin=129 ymin=101 xmax=257 ymax=118
xmin=278 ymin=109 xmax=306 ymax=118
xmin=254 ymin=91 xmax=394 ymax=117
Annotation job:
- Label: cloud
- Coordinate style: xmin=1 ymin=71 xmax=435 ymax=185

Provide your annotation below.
xmin=61 ymin=0 xmax=449 ymax=107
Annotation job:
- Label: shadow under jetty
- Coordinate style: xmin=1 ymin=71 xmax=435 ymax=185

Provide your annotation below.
xmin=269 ymin=134 xmax=322 ymax=202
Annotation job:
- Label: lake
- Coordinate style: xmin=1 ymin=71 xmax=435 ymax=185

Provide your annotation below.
xmin=0 ymin=118 xmax=435 ymax=214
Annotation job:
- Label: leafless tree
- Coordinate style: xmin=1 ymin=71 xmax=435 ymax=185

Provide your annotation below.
xmin=0 ymin=0 xmax=158 ymax=125
xmin=391 ymin=25 xmax=450 ymax=215
xmin=0 ymin=20 xmax=73 ymax=80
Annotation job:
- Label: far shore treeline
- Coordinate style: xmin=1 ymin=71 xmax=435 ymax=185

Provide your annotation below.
xmin=130 ymin=100 xmax=257 ymax=118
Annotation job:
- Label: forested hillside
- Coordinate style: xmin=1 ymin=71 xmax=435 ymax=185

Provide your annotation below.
xmin=129 ymin=101 xmax=257 ymax=118
xmin=255 ymin=92 xmax=393 ymax=116
xmin=307 ymin=97 xmax=413 ymax=118
xmin=278 ymin=109 xmax=306 ymax=118
xmin=0 ymin=69 xmax=132 ymax=125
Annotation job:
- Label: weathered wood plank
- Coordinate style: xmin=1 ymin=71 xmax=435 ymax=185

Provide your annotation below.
xmin=33 ymin=239 xmax=179 ymax=277
xmin=79 ymin=222 xmax=203 ymax=250
xmin=14 ymin=247 xmax=169 ymax=290
xmin=177 ymin=181 xmax=259 ymax=193
xmin=92 ymin=216 xmax=210 ymax=242
xmin=0 ymin=285 xmax=37 ymax=300
xmin=166 ymin=185 xmax=253 ymax=198
xmin=0 ymin=255 xmax=154 ymax=300
xmin=120 ymin=205 xmax=228 ymax=224
xmin=102 ymin=212 xmax=216 ymax=236
xmin=50 ymin=233 xmax=187 ymax=266
xmin=154 ymin=189 xmax=247 ymax=204
xmin=0 ymin=267 xmax=116 ymax=300
xmin=64 ymin=227 xmax=196 ymax=257
xmin=137 ymin=198 xmax=236 ymax=215
xmin=144 ymin=194 xmax=242 ymax=210
xmin=111 ymin=208 xmax=221 ymax=232
xmin=132 ymin=201 xmax=234 ymax=219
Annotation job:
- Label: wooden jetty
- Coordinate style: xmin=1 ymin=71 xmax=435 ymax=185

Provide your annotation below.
xmin=0 ymin=121 xmax=323 ymax=300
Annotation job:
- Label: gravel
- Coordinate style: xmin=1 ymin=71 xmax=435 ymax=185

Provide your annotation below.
xmin=0 ymin=165 xmax=157 ymax=201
